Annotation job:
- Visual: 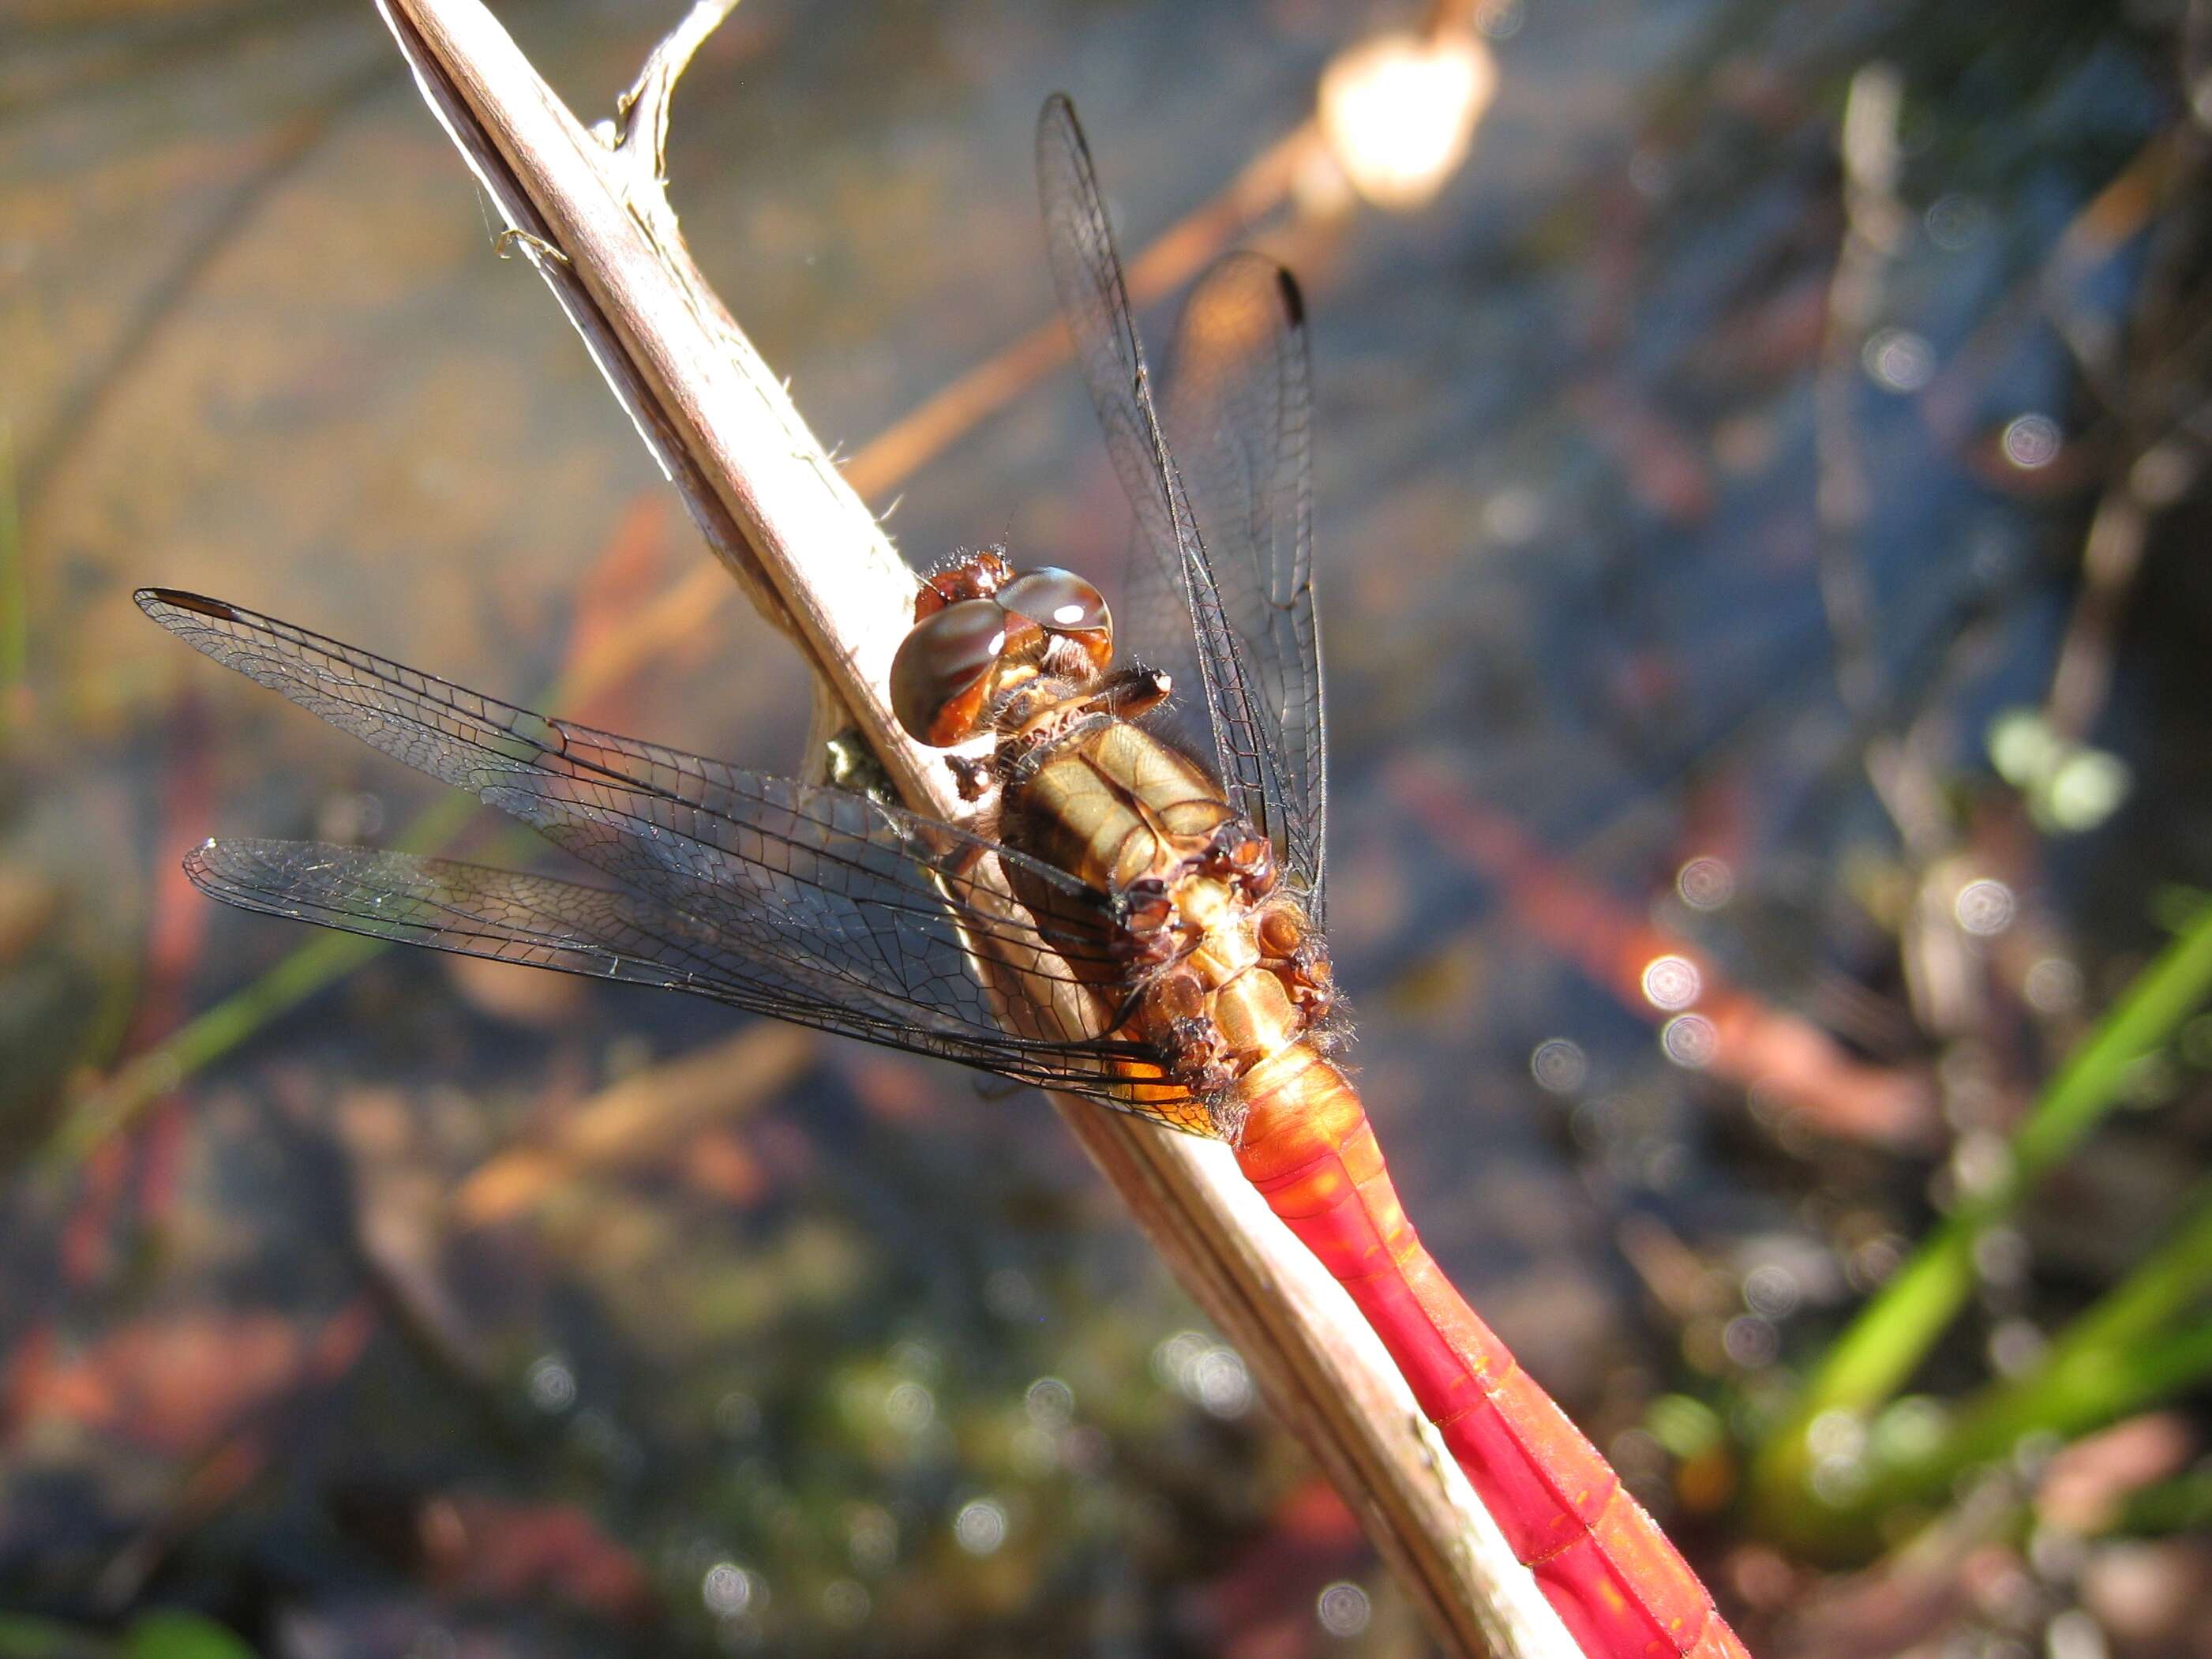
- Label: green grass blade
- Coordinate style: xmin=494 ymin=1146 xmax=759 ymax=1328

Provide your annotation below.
xmin=1844 ymin=1183 xmax=2212 ymax=1519
xmin=2110 ymin=1466 xmax=2212 ymax=1537
xmin=1752 ymin=900 xmax=2212 ymax=1518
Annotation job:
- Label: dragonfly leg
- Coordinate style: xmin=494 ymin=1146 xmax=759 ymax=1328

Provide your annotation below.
xmin=1202 ymin=820 xmax=1278 ymax=899
xmin=945 ymin=751 xmax=995 ymax=802
xmin=1096 ymin=663 xmax=1172 ymax=722
xmin=1110 ymin=876 xmax=1180 ymax=966
xmin=1258 ymin=903 xmax=1337 ymax=1019
xmin=1142 ymin=966 xmax=1235 ymax=1096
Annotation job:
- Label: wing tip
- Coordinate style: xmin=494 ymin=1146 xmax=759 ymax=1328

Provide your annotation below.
xmin=137 ymin=587 xmax=238 ymax=625
xmin=182 ymin=835 xmax=294 ymax=894
xmin=180 ymin=835 xmax=238 ymax=891
xmin=1036 ymin=92 xmax=1094 ymax=173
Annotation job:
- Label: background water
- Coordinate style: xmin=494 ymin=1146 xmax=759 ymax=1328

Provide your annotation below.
xmin=6 ymin=1 xmax=2210 ymax=1654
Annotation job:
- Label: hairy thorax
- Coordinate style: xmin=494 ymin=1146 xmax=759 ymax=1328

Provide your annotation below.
xmin=1004 ymin=715 xmax=1336 ymax=1135
xmin=888 ymin=547 xmax=1335 ymax=1140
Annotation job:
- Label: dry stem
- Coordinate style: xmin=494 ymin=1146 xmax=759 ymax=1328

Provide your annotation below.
xmin=373 ymin=2 xmax=1569 ymax=1653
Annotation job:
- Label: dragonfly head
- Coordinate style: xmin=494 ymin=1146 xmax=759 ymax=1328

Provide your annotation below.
xmin=912 ymin=544 xmax=1016 ymax=617
xmin=891 ymin=556 xmax=1115 ymax=746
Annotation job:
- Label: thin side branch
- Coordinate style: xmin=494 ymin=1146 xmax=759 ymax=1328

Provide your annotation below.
xmin=373 ymin=2 xmax=1566 ymax=1654
xmin=614 ymin=0 xmax=738 ymax=178
xmin=2042 ymin=0 xmax=2212 ymax=745
xmin=1816 ymin=62 xmax=1979 ymax=1040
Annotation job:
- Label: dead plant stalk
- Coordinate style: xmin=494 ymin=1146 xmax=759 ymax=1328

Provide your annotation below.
xmin=370 ymin=1 xmax=1569 ymax=1653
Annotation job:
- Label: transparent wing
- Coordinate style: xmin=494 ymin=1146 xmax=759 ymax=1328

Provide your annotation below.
xmin=182 ymin=839 xmax=1183 ymax=1108
xmin=1033 ymin=96 xmax=1304 ymax=888
xmin=141 ymin=589 xmax=1207 ymax=1129
xmin=1153 ymin=253 xmax=1325 ymax=911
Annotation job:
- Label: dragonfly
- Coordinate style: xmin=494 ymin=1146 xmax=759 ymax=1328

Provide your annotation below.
xmin=141 ymin=96 xmax=1749 ymax=1659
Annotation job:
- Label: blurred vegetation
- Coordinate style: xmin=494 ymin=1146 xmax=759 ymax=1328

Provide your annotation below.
xmin=1750 ymin=901 xmax=2212 ymax=1554
xmin=5 ymin=0 xmax=2212 ymax=1656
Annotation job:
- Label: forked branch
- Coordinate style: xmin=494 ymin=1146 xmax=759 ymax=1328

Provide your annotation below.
xmin=372 ymin=2 xmax=1570 ymax=1652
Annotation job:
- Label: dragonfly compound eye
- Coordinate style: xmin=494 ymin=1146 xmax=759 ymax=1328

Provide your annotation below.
xmin=890 ymin=598 xmax=1011 ymax=746
xmin=995 ymin=568 xmax=1113 ymax=674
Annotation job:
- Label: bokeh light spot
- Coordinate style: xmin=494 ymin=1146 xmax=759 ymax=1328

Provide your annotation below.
xmin=1530 ymin=1038 xmax=1588 ymax=1094
xmin=1318 ymin=31 xmax=1497 ymax=209
xmin=1807 ymin=1409 xmax=1866 ymax=1463
xmin=1024 ymin=1376 xmax=1074 ymax=1428
xmin=1661 ymin=1014 xmax=1718 ymax=1068
xmin=1676 ymin=855 xmax=1735 ymax=910
xmin=1317 ymin=1581 xmax=1372 ymax=1637
xmin=2024 ymin=956 xmax=2083 ymax=1015
xmin=2001 ymin=413 xmax=2062 ymax=469
xmin=1810 ymin=1454 xmax=1869 ymax=1507
xmin=526 ymin=1354 xmax=575 ymax=1413
xmin=2046 ymin=1609 xmax=2107 ymax=1659
xmin=1989 ymin=1319 xmax=2047 ymax=1378
xmin=885 ymin=1381 xmax=935 ymax=1432
xmin=822 ymin=1578 xmax=871 ymax=1627
xmin=1863 ymin=327 xmax=1934 ymax=392
xmin=2047 ymin=749 xmax=2130 ymax=831
xmin=1741 ymin=1263 xmax=1802 ymax=1320
xmin=1953 ymin=877 xmax=2015 ymax=936
xmin=1640 ymin=955 xmax=1701 ymax=1011
xmin=1474 ymin=0 xmax=1524 ymax=38
xmin=846 ymin=1506 xmax=898 ymax=1571
xmin=1154 ymin=1330 xmax=1254 ymax=1417
xmin=1721 ymin=1314 xmax=1778 ymax=1368
xmin=954 ymin=1497 xmax=1008 ymax=1556
xmin=1925 ymin=193 xmax=1989 ymax=249
xmin=1151 ymin=1330 xmax=1211 ymax=1389
xmin=1481 ymin=486 xmax=1544 ymax=544
xmin=702 ymin=1562 xmax=755 ymax=1618
xmin=1191 ymin=1347 xmax=1254 ymax=1418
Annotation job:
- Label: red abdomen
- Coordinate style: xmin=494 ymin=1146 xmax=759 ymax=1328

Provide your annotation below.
xmin=1233 ymin=1044 xmax=1751 ymax=1659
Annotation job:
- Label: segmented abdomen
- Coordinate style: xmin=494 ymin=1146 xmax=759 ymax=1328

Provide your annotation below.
xmin=1233 ymin=1045 xmax=1751 ymax=1659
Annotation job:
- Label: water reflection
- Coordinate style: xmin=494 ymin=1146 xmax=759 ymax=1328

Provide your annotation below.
xmin=6 ymin=0 xmax=2209 ymax=1653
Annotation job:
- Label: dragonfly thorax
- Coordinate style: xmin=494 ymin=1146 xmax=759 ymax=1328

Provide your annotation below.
xmin=996 ymin=714 xmax=1336 ymax=1117
xmin=889 ymin=551 xmax=1334 ymax=1120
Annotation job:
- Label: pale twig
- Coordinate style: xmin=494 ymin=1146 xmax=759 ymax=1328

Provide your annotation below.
xmin=450 ymin=1023 xmax=813 ymax=1226
xmin=1815 ymin=63 xmax=1981 ymax=1041
xmin=1916 ymin=135 xmax=2176 ymax=451
xmin=1814 ymin=62 xmax=1904 ymax=729
xmin=611 ymin=0 xmax=739 ymax=181
xmin=373 ymin=2 xmax=1561 ymax=1653
xmin=2042 ymin=0 xmax=2212 ymax=745
xmin=2041 ymin=437 xmax=2199 ymax=745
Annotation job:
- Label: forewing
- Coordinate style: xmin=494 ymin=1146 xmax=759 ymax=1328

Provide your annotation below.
xmin=141 ymin=590 xmax=1207 ymax=1128
xmin=1153 ymin=253 xmax=1325 ymax=909
xmin=1033 ymin=96 xmax=1298 ymax=876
